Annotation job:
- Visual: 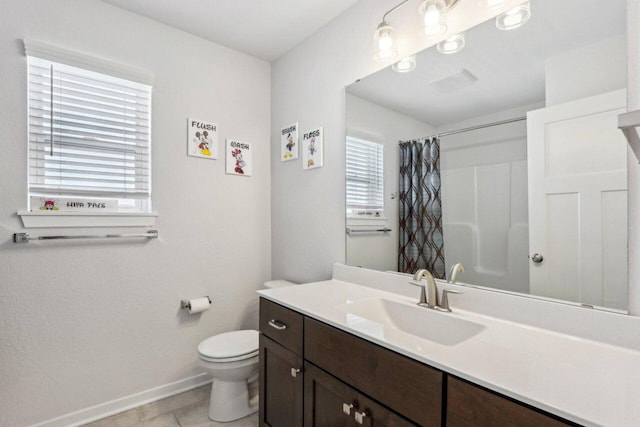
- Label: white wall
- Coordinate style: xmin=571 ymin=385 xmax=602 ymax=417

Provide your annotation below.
xmin=545 ymin=35 xmax=627 ymax=106
xmin=271 ymin=0 xmax=527 ymax=283
xmin=345 ymin=93 xmax=434 ymax=272
xmin=0 ymin=1 xmax=271 ymax=426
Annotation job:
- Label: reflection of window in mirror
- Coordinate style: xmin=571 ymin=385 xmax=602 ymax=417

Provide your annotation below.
xmin=346 ymin=136 xmax=384 ymax=223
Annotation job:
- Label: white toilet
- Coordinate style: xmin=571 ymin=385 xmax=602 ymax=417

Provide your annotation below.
xmin=197 ymin=279 xmax=296 ymax=422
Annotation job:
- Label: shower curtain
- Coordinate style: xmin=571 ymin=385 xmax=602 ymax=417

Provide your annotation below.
xmin=398 ymin=138 xmax=445 ymax=278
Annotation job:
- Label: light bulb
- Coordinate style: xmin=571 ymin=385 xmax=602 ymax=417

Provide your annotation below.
xmin=424 ymin=3 xmax=441 ymax=27
xmin=373 ymin=23 xmax=398 ymax=62
xmin=378 ymin=32 xmax=393 ymax=51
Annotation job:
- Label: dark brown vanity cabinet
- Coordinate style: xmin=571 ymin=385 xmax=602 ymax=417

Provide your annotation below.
xmin=304 ymin=363 xmax=417 ymax=427
xmin=259 ymin=299 xmax=304 ymax=427
xmin=259 ymin=298 xmax=579 ymax=427
xmin=446 ymin=377 xmax=576 ymax=427
xmin=304 ymin=318 xmax=442 ymax=426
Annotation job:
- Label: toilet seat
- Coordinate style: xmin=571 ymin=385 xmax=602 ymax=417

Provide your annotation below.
xmin=198 ymin=330 xmax=259 ymax=362
xmin=199 ymin=350 xmax=259 ymax=363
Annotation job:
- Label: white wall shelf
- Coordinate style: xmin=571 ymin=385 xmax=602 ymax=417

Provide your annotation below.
xmin=17 ymin=211 xmax=158 ymax=228
xmin=619 ymin=109 xmax=640 ymax=159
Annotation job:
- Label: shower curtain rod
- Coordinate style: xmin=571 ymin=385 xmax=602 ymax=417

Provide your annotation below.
xmin=413 ymin=115 xmax=527 ymax=141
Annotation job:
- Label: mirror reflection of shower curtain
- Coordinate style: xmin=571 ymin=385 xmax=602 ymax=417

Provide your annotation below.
xmin=398 ymin=138 xmax=445 ymax=278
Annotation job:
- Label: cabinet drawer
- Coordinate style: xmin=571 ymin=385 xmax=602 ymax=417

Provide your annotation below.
xmin=447 ymin=376 xmax=578 ymax=427
xmin=304 ymin=318 xmax=443 ymax=427
xmin=260 ymin=298 xmax=304 ymax=355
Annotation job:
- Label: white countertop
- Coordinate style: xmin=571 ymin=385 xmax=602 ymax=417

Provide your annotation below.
xmin=259 ymin=279 xmax=640 ymax=427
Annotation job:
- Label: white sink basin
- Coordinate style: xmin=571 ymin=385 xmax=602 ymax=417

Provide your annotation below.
xmin=337 ymin=298 xmax=485 ymax=346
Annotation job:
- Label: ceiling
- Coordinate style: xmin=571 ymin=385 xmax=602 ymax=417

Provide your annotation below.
xmin=100 ymin=0 xmax=360 ymax=61
xmin=346 ymin=0 xmax=626 ymax=126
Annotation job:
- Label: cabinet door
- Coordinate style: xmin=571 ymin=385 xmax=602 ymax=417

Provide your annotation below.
xmin=447 ymin=376 xmax=577 ymax=427
xmin=304 ymin=363 xmax=356 ymax=427
xmin=304 ymin=363 xmax=418 ymax=427
xmin=260 ymin=334 xmax=303 ymax=427
xmin=356 ymin=391 xmax=419 ymax=427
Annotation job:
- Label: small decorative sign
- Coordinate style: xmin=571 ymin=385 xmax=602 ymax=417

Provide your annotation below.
xmin=30 ymin=196 xmax=118 ymax=212
xmin=302 ymin=126 xmax=323 ymax=170
xmin=225 ymin=139 xmax=253 ymax=176
xmin=281 ymin=123 xmax=299 ymax=161
xmin=187 ymin=118 xmax=219 ymax=159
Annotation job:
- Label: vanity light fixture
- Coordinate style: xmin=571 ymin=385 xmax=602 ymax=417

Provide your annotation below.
xmin=373 ymin=0 xmax=409 ymax=62
xmin=436 ymin=33 xmax=465 ymax=54
xmin=496 ymin=1 xmax=531 ymax=30
xmin=419 ymin=0 xmax=447 ymax=37
xmin=374 ymin=22 xmax=398 ymax=61
xmin=372 ymin=0 xmax=462 ymax=62
xmin=392 ymin=55 xmax=417 ymax=73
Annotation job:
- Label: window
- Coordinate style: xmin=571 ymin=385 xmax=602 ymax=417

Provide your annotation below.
xmin=26 ymin=54 xmax=152 ymax=215
xmin=346 ymin=136 xmax=384 ymax=218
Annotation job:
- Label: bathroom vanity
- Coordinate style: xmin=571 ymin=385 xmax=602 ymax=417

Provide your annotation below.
xmin=258 ymin=264 xmax=640 ymax=427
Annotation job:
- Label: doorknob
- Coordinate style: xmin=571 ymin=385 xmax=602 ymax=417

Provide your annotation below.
xmin=531 ymin=253 xmax=544 ymax=263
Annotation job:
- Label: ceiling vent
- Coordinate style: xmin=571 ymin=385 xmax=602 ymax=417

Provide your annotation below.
xmin=429 ymin=69 xmax=477 ymax=93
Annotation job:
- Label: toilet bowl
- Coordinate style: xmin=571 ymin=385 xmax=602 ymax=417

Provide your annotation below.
xmin=198 ymin=330 xmax=260 ymax=422
xmin=198 ymin=279 xmax=297 ymax=422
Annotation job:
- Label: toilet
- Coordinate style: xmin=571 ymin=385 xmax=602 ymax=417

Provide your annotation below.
xmin=197 ymin=279 xmax=297 ymax=422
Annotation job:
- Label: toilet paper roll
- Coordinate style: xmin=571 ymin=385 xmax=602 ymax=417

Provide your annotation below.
xmin=187 ymin=297 xmax=211 ymax=314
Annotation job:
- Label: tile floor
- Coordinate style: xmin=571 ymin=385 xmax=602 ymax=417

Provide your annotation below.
xmin=82 ymin=384 xmax=258 ymax=427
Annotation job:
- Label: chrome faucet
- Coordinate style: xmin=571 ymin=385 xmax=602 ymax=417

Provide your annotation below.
xmin=448 ymin=263 xmax=465 ymax=284
xmin=409 ymin=269 xmax=439 ymax=309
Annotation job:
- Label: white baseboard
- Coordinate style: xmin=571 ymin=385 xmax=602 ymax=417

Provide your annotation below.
xmin=29 ymin=373 xmax=212 ymax=427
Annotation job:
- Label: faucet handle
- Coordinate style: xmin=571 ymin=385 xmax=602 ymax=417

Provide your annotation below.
xmin=438 ymin=289 xmax=462 ymax=312
xmin=408 ymin=279 xmax=428 ymax=306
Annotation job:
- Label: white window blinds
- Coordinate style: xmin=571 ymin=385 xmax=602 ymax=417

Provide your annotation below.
xmin=346 ymin=136 xmax=384 ymax=217
xmin=27 ymin=56 xmax=152 ymax=204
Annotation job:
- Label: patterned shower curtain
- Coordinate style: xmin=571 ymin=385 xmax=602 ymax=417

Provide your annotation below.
xmin=398 ymin=138 xmax=445 ymax=278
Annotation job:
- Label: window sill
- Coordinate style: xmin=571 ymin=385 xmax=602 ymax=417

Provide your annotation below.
xmin=347 ymin=217 xmax=388 ymax=227
xmin=18 ymin=211 xmax=158 ymax=228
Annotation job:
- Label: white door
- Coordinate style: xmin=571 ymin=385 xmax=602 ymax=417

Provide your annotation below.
xmin=527 ymin=90 xmax=627 ymax=309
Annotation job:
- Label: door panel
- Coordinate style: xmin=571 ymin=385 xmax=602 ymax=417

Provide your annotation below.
xmin=527 ymin=89 xmax=627 ymax=308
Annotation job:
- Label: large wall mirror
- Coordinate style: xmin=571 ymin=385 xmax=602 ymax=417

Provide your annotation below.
xmin=345 ymin=0 xmax=628 ymax=311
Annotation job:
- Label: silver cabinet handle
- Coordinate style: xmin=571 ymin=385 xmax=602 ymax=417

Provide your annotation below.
xmin=531 ymin=253 xmax=544 ymax=263
xmin=268 ymin=319 xmax=287 ymax=330
xmin=342 ymin=403 xmax=354 ymax=415
xmin=354 ymin=410 xmax=368 ymax=425
xmin=290 ymin=367 xmax=301 ymax=378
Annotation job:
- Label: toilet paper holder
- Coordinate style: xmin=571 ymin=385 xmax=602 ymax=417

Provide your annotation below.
xmin=181 ymin=296 xmax=212 ymax=310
